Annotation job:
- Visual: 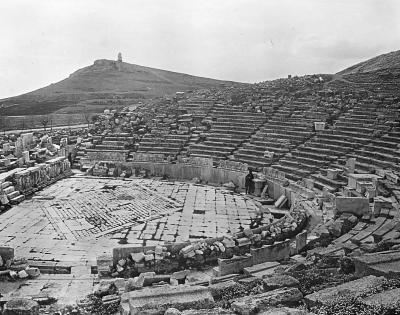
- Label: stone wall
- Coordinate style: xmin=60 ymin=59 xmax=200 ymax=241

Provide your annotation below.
xmin=13 ymin=157 xmax=71 ymax=195
xmin=84 ymin=160 xmax=247 ymax=191
xmin=81 ymin=159 xmax=319 ymax=207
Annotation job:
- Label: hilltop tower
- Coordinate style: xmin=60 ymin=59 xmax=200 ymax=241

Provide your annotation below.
xmin=117 ymin=52 xmax=122 ymax=62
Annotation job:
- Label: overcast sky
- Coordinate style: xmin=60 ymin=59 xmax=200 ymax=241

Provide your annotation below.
xmin=0 ymin=0 xmax=399 ymax=98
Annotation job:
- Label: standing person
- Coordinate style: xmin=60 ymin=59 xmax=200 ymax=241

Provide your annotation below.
xmin=67 ymin=152 xmax=73 ymax=167
xmin=245 ymin=168 xmax=254 ymax=194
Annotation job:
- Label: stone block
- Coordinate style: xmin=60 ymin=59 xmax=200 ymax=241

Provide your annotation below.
xmin=222 ymin=237 xmax=235 ymax=248
xmin=303 ymin=179 xmax=314 ymax=190
xmin=125 ymin=277 xmax=144 ymax=291
xmin=236 ymin=238 xmax=251 ymax=247
xmin=130 ymin=252 xmax=145 ymax=263
xmin=335 ymin=197 xmax=370 ymax=216
xmin=182 ymin=308 xmax=235 ymax=315
xmin=362 ymin=287 xmax=400 ymax=308
xmin=17 ymin=270 xmax=28 ymax=278
xmin=243 ymin=261 xmax=281 ymax=276
xmin=347 ymin=158 xmax=356 ymax=174
xmin=314 ymin=122 xmax=325 ymax=131
xmin=3 ymin=298 xmax=40 ymax=315
xmin=120 ymin=301 xmax=130 ymax=315
xmin=263 ymin=275 xmax=299 ymax=290
xmin=353 ymin=250 xmax=400 ymax=277
xmin=374 ymin=197 xmax=393 ymax=216
xmin=144 ymin=254 xmax=154 ymax=261
xmin=165 ymin=308 xmax=182 ymax=315
xmin=328 ymin=220 xmax=343 ymax=237
xmin=102 ymin=294 xmax=121 ymax=305
xmin=257 ymin=307 xmax=311 ymax=315
xmin=327 ymin=169 xmax=339 ymax=180
xmin=275 ymin=195 xmax=287 ymax=208
xmin=218 ymin=254 xmax=253 ymax=276
xmin=122 ymin=285 xmax=214 ymax=313
xmin=113 ymin=245 xmax=151 ymax=264
xmin=143 ymin=274 xmax=171 ymax=286
xmin=231 ymin=287 xmax=302 ymax=315
xmin=304 ymin=275 xmax=386 ymax=307
xmin=22 ymin=151 xmax=30 ymax=163
xmin=250 ymin=240 xmax=290 ymax=265
xmin=97 ymin=255 xmax=113 ymax=278
xmin=171 ymin=270 xmax=189 ymax=280
xmin=295 ymin=230 xmax=307 ymax=254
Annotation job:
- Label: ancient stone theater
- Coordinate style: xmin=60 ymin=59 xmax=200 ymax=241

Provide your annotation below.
xmin=1 ymin=51 xmax=400 ymax=314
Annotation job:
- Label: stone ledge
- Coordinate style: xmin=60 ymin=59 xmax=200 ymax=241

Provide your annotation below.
xmin=304 ymin=275 xmax=386 ymax=307
xmin=353 ymin=249 xmax=400 ymax=277
xmin=121 ymin=285 xmax=214 ymax=313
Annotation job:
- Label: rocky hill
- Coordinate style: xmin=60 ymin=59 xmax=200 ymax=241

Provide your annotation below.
xmin=337 ymin=50 xmax=400 ymax=75
xmin=0 ymin=59 xmax=239 ymax=116
xmin=330 ymin=50 xmax=400 ymax=95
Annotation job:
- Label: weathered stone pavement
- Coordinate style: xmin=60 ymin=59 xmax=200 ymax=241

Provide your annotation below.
xmin=0 ymin=176 xmax=262 ymax=265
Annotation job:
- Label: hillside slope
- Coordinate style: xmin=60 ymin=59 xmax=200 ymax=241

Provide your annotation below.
xmin=337 ymin=50 xmax=400 ymax=75
xmin=1 ymin=59 xmax=239 ymax=115
xmin=326 ymin=50 xmax=400 ymax=95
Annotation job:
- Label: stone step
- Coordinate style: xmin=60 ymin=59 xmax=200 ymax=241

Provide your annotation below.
xmin=312 ymin=137 xmax=355 ymax=148
xmin=336 ymin=126 xmax=374 ymax=134
xmin=256 ymin=133 xmax=307 ymax=143
xmin=95 ymin=145 xmax=126 ymax=150
xmin=211 ymin=124 xmax=258 ymax=131
xmin=310 ymin=173 xmax=346 ymax=189
xmin=137 ymin=149 xmax=177 ymax=155
xmin=353 ymin=250 xmax=400 ymax=278
xmin=304 ymin=275 xmax=386 ymax=307
xmin=355 ymin=149 xmax=399 ymax=164
xmin=235 ymin=149 xmax=267 ymax=157
xmin=206 ymin=135 xmax=247 ymax=143
xmin=279 ymin=159 xmax=319 ymax=172
xmin=140 ymin=138 xmax=188 ymax=144
xmin=261 ymin=129 xmax=313 ymax=137
xmin=292 ymin=151 xmax=336 ymax=163
xmin=233 ymin=157 xmax=269 ymax=170
xmin=350 ymin=217 xmax=387 ymax=245
xmin=362 ymin=287 xmax=400 ymax=308
xmin=372 ymin=221 xmax=400 ymax=243
xmin=191 ymin=144 xmax=235 ymax=152
xmin=270 ymin=165 xmax=304 ymax=181
xmin=297 ymin=145 xmax=341 ymax=156
xmin=366 ymin=142 xmax=399 ymax=153
xmin=351 ymin=156 xmax=400 ymax=173
xmin=3 ymin=186 xmax=15 ymax=194
xmin=243 ymin=261 xmax=281 ymax=276
xmin=333 ymin=131 xmax=372 ymax=142
xmin=10 ymin=194 xmax=25 ymax=204
xmin=7 ymin=191 xmax=20 ymax=199
xmin=1 ymin=181 xmax=12 ymax=189
xmin=382 ymin=135 xmax=400 ymax=144
xmin=102 ymin=140 xmax=126 ymax=146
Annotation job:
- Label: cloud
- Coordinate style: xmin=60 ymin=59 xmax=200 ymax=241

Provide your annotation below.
xmin=0 ymin=0 xmax=400 ymax=98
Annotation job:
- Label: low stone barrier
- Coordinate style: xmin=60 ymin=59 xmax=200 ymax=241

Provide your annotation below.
xmin=107 ymin=210 xmax=307 ymax=278
xmin=13 ymin=157 xmax=71 ymax=195
xmin=250 ymin=239 xmax=290 ymax=265
xmin=353 ymin=249 xmax=400 ymax=278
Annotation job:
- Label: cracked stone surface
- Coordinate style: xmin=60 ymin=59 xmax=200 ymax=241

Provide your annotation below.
xmin=0 ymin=176 xmax=264 ymax=265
